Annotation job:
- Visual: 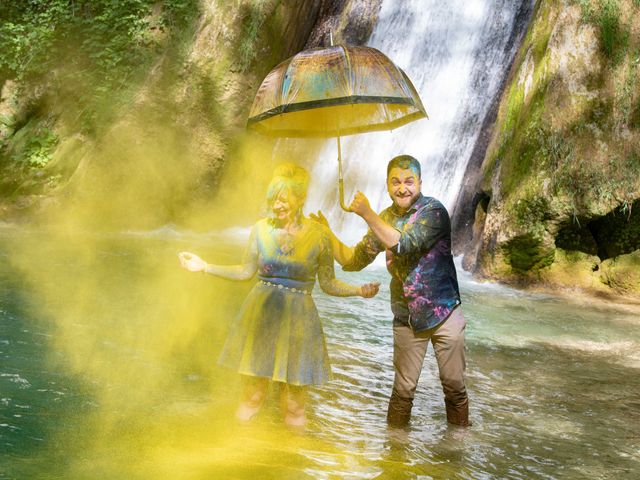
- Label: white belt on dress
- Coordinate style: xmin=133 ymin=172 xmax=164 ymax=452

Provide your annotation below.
xmin=259 ymin=280 xmax=312 ymax=295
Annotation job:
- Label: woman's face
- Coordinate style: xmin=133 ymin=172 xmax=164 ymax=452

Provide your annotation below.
xmin=272 ymin=189 xmax=301 ymax=224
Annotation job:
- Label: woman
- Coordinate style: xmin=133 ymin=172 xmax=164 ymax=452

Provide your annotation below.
xmin=178 ymin=164 xmax=379 ymax=428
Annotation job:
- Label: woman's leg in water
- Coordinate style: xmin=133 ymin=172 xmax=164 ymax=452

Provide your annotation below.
xmin=236 ymin=375 xmax=269 ymax=422
xmin=281 ymin=383 xmax=307 ymax=428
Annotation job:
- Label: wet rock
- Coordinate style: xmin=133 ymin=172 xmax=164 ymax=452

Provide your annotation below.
xmin=463 ymin=0 xmax=640 ymax=297
xmin=600 ymin=250 xmax=640 ymax=294
xmin=542 ymin=248 xmax=604 ymax=292
xmin=305 ymin=0 xmax=383 ymax=48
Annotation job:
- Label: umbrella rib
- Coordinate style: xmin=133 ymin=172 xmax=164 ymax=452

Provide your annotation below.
xmin=341 ymin=45 xmax=354 ymax=98
xmin=281 ymin=57 xmax=296 ymax=110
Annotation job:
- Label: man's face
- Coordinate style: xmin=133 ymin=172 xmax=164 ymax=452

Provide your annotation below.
xmin=387 ymin=167 xmax=421 ymax=212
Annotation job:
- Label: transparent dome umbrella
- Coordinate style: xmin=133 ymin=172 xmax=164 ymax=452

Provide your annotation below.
xmin=246 ymin=44 xmax=427 ymax=211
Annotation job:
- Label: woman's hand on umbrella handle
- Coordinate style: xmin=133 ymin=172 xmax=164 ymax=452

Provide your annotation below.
xmin=359 ymin=282 xmax=380 ymax=298
xmin=309 ymin=210 xmax=330 ymax=228
xmin=178 ymin=251 xmax=207 ymax=273
xmin=349 ymin=192 xmax=373 ymax=218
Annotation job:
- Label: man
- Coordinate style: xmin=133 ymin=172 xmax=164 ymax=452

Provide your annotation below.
xmin=314 ymin=155 xmax=470 ymax=427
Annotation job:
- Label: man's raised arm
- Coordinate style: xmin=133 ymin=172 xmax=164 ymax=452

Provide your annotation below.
xmin=348 ymin=192 xmax=400 ymax=249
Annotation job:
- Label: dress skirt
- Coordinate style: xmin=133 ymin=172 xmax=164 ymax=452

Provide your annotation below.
xmin=218 ymin=282 xmax=332 ymax=386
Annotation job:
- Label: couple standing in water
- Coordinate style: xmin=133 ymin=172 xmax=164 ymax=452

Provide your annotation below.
xmin=178 ymin=155 xmax=470 ymax=429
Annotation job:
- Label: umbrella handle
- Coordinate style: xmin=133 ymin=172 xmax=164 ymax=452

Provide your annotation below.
xmin=339 ymin=177 xmax=351 ymax=212
xmin=337 ymin=136 xmax=351 ymax=212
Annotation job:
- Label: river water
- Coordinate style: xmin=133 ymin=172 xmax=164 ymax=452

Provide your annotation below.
xmin=1 ymin=226 xmax=639 ymax=479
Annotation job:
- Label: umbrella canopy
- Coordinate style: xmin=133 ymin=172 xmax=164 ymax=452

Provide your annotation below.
xmin=247 ymin=45 xmax=427 ymax=138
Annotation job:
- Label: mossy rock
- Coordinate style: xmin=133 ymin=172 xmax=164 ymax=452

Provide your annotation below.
xmin=501 ymin=232 xmax=555 ymax=272
xmin=600 ymin=250 xmax=640 ymax=293
xmin=542 ymin=247 xmax=604 ymax=290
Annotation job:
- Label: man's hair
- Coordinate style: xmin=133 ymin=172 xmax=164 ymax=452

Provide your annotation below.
xmin=387 ymin=155 xmax=421 ymax=179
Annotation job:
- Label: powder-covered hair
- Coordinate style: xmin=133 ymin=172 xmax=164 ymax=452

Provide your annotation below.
xmin=266 ymin=163 xmax=310 ymax=206
xmin=387 ymin=154 xmax=421 ymax=179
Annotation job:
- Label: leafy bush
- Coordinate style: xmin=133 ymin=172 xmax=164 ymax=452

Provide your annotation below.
xmin=0 ymin=1 xmax=198 ymax=128
xmin=598 ymin=0 xmax=623 ymax=59
xmin=12 ymin=127 xmax=58 ymax=169
xmin=502 ymin=233 xmax=555 ymax=272
xmin=237 ymin=4 xmax=267 ymax=71
xmin=578 ymin=0 xmax=593 ymax=21
xmin=574 ymin=0 xmax=630 ymax=62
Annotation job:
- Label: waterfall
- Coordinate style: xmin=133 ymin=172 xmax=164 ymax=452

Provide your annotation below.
xmin=303 ymin=0 xmax=534 ymax=245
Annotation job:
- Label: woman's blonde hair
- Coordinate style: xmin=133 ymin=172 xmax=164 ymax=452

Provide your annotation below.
xmin=266 ymin=163 xmax=310 ymax=206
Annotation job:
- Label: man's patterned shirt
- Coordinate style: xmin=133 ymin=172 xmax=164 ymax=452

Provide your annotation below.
xmin=343 ymin=194 xmax=461 ymax=332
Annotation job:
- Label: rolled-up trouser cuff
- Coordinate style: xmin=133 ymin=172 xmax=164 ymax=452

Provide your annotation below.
xmin=387 ymin=388 xmax=414 ymax=427
xmin=445 ymin=397 xmax=471 ymax=426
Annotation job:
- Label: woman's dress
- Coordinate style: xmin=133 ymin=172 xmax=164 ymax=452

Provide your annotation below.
xmin=219 ymin=218 xmax=333 ymax=385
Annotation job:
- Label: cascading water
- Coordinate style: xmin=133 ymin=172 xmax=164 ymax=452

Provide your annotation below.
xmin=304 ymin=0 xmax=534 ymax=244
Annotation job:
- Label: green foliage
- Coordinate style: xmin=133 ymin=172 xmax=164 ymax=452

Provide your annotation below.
xmin=619 ymin=50 xmax=640 ymax=128
xmin=578 ymin=0 xmax=593 ymax=21
xmin=12 ymin=127 xmax=59 ymax=169
xmin=513 ymin=195 xmax=551 ymax=228
xmin=1 ymin=1 xmax=149 ymax=83
xmin=0 ymin=1 xmax=199 ymax=129
xmin=598 ymin=0 xmax=625 ymax=59
xmin=554 ymin=156 xmax=608 ymax=204
xmin=162 ymin=0 xmax=199 ymax=30
xmin=632 ymin=98 xmax=640 ymax=129
xmin=552 ymin=150 xmax=640 ymax=211
xmin=620 ymin=151 xmax=640 ymax=193
xmin=502 ymin=233 xmax=555 ymax=272
xmin=236 ymin=4 xmax=268 ymax=72
xmin=574 ymin=0 xmax=630 ymax=62
xmin=532 ymin=123 xmax=573 ymax=171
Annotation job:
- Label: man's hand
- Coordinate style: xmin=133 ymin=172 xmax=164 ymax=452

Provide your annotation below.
xmin=359 ymin=282 xmax=380 ymax=298
xmin=349 ymin=192 xmax=374 ymax=219
xmin=309 ymin=210 xmax=330 ymax=228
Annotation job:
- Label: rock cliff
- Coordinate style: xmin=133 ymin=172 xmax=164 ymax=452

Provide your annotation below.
xmin=461 ymin=0 xmax=640 ymax=296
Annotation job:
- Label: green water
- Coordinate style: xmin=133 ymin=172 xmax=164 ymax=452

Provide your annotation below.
xmin=1 ymin=226 xmax=639 ymax=479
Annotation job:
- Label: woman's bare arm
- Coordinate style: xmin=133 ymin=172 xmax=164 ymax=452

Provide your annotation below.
xmin=317 ymin=264 xmax=379 ymax=297
xmin=178 ymin=227 xmax=258 ymax=281
xmin=316 ymin=227 xmax=379 ymax=297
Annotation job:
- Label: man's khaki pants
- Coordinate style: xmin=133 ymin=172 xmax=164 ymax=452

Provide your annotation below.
xmin=388 ymin=306 xmax=469 ymax=426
